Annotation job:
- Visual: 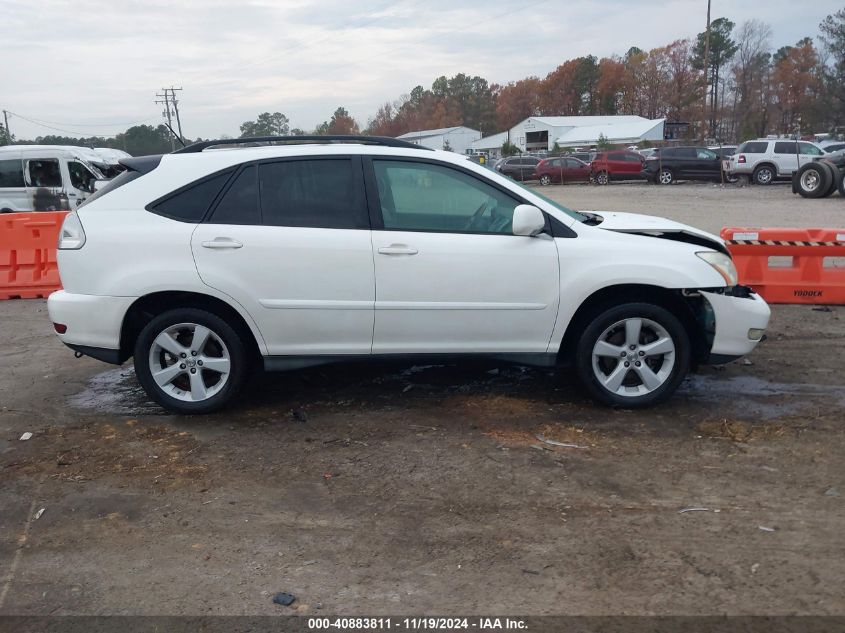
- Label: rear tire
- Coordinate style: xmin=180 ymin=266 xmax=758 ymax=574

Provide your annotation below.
xmin=795 ymin=162 xmax=832 ymax=198
xmin=134 ymin=308 xmax=248 ymax=414
xmin=575 ymin=303 xmax=690 ymax=408
xmin=819 ymin=162 xmax=838 ymax=197
xmin=753 ymin=164 xmax=775 ymax=185
xmin=838 ymin=168 xmax=845 ymax=198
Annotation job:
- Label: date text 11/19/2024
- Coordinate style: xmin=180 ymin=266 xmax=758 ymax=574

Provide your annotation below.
xmin=307 ymin=617 xmax=527 ymax=630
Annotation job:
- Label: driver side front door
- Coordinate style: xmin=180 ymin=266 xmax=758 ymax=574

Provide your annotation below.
xmin=367 ymin=158 xmax=560 ymax=355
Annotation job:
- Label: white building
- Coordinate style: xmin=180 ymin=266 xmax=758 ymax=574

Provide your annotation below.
xmin=396 ymin=126 xmax=481 ymax=154
xmin=507 ymin=116 xmax=665 ymax=152
xmin=469 ymin=131 xmax=509 ymax=158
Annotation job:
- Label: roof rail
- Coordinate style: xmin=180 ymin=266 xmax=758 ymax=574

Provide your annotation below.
xmin=172 ymin=135 xmax=432 ymax=154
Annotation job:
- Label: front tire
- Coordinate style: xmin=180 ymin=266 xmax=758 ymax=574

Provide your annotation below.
xmin=134 ymin=308 xmax=248 ymax=414
xmin=539 ymin=174 xmax=551 ymax=186
xmin=595 ymin=171 xmax=609 ymax=185
xmin=575 ymin=303 xmax=690 ymax=408
xmin=658 ymin=168 xmax=674 ymax=185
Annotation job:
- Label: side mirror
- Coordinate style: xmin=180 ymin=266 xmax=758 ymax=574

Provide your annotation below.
xmin=512 ymin=204 xmax=545 ymax=237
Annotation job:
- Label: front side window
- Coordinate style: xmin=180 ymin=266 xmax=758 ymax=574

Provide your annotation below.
xmin=697 ymin=149 xmax=718 ymax=160
xmin=374 ymin=160 xmax=520 ymax=235
xmin=259 ymin=159 xmax=365 ymax=229
xmin=68 ymin=160 xmax=96 ymax=193
xmin=27 ymin=159 xmax=62 ymax=188
xmin=799 ymin=142 xmax=823 ymax=156
xmin=0 ymin=159 xmax=24 ymax=187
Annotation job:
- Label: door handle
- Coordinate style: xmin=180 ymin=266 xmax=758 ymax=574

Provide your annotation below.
xmin=378 ymin=244 xmax=418 ymax=256
xmin=202 ymin=238 xmax=243 ymax=249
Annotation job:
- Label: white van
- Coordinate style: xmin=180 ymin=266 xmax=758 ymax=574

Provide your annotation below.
xmin=0 ymin=145 xmax=108 ymax=213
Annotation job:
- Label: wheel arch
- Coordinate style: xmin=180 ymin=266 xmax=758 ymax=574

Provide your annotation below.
xmin=119 ymin=291 xmax=264 ymax=364
xmin=557 ymin=284 xmax=709 ymax=365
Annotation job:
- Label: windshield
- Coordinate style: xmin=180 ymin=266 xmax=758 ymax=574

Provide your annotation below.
xmin=505 ymin=178 xmax=589 ymax=222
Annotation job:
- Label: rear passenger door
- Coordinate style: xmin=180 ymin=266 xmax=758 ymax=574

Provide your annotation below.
xmin=190 ymin=156 xmax=375 ymax=356
xmin=773 ymin=141 xmax=799 ymax=175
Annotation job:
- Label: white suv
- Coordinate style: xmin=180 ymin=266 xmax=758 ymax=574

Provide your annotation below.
xmin=727 ymin=138 xmax=826 ymax=184
xmin=48 ymin=136 xmax=770 ymax=414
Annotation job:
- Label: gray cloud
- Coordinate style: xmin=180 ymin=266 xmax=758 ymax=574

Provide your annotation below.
xmin=1 ymin=0 xmax=840 ymax=140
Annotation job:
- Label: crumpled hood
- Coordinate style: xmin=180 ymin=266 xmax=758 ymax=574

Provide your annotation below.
xmin=581 ymin=211 xmax=728 ymax=254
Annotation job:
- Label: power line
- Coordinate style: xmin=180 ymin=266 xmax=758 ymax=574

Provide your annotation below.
xmin=4 ymin=110 xmax=160 ymax=137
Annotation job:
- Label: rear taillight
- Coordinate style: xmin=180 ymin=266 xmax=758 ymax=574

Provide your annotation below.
xmin=53 ymin=323 xmax=67 ymax=334
xmin=58 ymin=212 xmax=86 ymax=250
xmin=737 ymin=155 xmax=746 ymax=164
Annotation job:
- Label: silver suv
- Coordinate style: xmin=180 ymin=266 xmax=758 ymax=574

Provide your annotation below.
xmin=727 ymin=139 xmax=826 ymax=184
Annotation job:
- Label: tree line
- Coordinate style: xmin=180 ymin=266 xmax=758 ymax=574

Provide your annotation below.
xmin=4 ymin=7 xmax=843 ymax=156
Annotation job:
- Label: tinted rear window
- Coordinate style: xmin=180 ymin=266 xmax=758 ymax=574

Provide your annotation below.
xmin=739 ymin=141 xmax=767 ymax=154
xmin=0 ymin=159 xmax=24 ymax=187
xmin=208 ymin=165 xmax=259 ymax=225
xmin=774 ymin=141 xmax=797 ymax=154
xmin=150 ymin=170 xmax=233 ymax=222
xmin=259 ymin=159 xmax=366 ymax=229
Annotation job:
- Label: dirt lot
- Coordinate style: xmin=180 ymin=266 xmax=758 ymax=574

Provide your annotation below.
xmin=1 ymin=184 xmax=844 ymax=616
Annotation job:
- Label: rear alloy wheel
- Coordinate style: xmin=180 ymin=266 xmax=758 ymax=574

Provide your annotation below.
xmin=795 ymin=163 xmax=831 ymax=198
xmin=658 ymin=168 xmax=674 ymax=185
xmin=753 ymin=165 xmax=775 ymax=185
xmin=595 ymin=171 xmax=609 ymax=185
xmin=134 ymin=308 xmax=247 ymax=414
xmin=576 ymin=303 xmax=690 ymax=408
xmin=539 ymin=174 xmax=551 ymax=186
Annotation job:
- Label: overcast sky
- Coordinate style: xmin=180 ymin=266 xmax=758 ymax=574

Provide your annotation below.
xmin=1 ymin=0 xmax=841 ymax=141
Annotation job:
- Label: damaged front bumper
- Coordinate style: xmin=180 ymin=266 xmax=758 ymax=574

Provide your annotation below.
xmin=699 ymin=286 xmax=771 ymax=364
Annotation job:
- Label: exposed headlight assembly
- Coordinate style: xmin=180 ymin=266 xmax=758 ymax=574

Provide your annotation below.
xmin=696 ymin=251 xmax=738 ymax=286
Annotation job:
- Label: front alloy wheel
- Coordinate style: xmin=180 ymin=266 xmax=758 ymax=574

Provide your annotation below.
xmin=658 ymin=169 xmax=673 ymax=185
xmin=576 ymin=303 xmax=690 ymax=407
xmin=539 ymin=174 xmax=551 ymax=186
xmin=134 ymin=308 xmax=247 ymax=414
xmin=595 ymin=171 xmax=609 ymax=185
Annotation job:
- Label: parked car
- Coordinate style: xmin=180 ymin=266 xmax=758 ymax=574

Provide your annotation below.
xmin=590 ymin=150 xmax=647 ymax=184
xmin=48 ymin=135 xmax=770 ymax=414
xmin=0 ymin=145 xmax=107 ymax=213
xmin=821 ymin=142 xmax=845 ymax=153
xmin=726 ymin=139 xmax=826 ymax=185
xmin=791 ymin=151 xmax=845 ymax=198
xmin=534 ymin=157 xmax=592 ymax=185
xmin=495 ymin=156 xmax=541 ymax=181
xmin=643 ymin=146 xmax=727 ymax=185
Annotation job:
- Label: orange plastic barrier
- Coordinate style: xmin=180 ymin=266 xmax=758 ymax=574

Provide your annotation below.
xmin=0 ymin=212 xmax=68 ymax=300
xmin=721 ymin=227 xmax=845 ymax=305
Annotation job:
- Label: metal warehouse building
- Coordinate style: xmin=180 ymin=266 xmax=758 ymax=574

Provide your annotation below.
xmin=472 ymin=116 xmax=666 ymax=154
xmin=396 ymin=126 xmax=481 ymax=154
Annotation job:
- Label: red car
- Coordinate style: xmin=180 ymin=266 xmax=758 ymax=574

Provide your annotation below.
xmin=590 ymin=150 xmax=647 ymax=184
xmin=533 ymin=157 xmax=592 ymax=185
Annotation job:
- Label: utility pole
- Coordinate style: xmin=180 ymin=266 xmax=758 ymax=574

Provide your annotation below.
xmin=167 ymin=87 xmax=184 ymax=141
xmin=701 ymin=0 xmax=711 ymax=142
xmin=155 ymin=89 xmax=175 ymax=151
xmin=2 ymin=110 xmax=10 ymax=145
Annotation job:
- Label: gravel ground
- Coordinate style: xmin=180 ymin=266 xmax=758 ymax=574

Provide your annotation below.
xmin=1 ymin=184 xmax=844 ymax=617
